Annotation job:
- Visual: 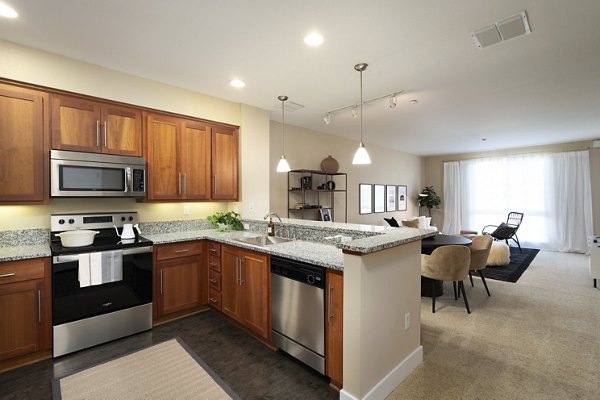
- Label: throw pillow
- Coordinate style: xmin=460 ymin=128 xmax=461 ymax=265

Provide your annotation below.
xmin=384 ymin=217 xmax=400 ymax=227
xmin=491 ymin=222 xmax=516 ymax=238
xmin=402 ymin=219 xmax=420 ymax=228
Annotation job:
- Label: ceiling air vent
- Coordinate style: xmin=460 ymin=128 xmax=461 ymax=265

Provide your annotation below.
xmin=471 ymin=11 xmax=531 ymax=49
xmin=273 ymin=101 xmax=305 ymax=112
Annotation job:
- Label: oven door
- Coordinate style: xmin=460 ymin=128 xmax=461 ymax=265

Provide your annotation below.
xmin=52 ymin=246 xmax=153 ymax=326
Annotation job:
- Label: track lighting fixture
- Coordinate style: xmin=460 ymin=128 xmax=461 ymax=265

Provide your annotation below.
xmin=389 ymin=94 xmax=397 ymax=108
xmin=323 ymin=113 xmax=331 ymax=125
xmin=323 ymin=90 xmax=404 ymax=124
xmin=352 ymin=105 xmax=358 ymax=118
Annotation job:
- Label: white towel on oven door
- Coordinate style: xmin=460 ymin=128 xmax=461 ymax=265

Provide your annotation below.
xmin=78 ymin=253 xmax=91 ymax=287
xmin=101 ymin=250 xmax=123 ymax=283
xmin=90 ymin=252 xmax=103 ymax=286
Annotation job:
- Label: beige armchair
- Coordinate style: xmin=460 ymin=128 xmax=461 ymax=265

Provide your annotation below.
xmin=421 ymin=245 xmax=471 ymax=314
xmin=468 ymin=235 xmax=493 ymax=296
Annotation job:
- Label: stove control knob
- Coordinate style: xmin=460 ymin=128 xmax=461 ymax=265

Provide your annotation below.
xmin=68 ymin=219 xmax=75 ymax=224
xmin=121 ymin=217 xmax=126 ymax=222
xmin=128 ymin=216 xmax=134 ymax=221
xmin=58 ymin=219 xmax=65 ymax=225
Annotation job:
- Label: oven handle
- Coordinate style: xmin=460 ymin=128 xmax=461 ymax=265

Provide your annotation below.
xmin=53 ymin=246 xmax=153 ymax=264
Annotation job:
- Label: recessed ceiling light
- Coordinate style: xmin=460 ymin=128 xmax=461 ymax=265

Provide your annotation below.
xmin=304 ymin=32 xmax=324 ymax=47
xmin=230 ymin=79 xmax=246 ymax=88
xmin=0 ymin=2 xmax=18 ymax=18
xmin=409 ymin=99 xmax=418 ymax=104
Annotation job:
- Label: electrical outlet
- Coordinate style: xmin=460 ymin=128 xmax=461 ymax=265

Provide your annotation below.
xmin=243 ymin=223 xmax=250 ymax=230
xmin=404 ymin=312 xmax=411 ymax=330
xmin=248 ymin=202 xmax=255 ymax=212
xmin=183 ymin=206 xmax=190 ymax=215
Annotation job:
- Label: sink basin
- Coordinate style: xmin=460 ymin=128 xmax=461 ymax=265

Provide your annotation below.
xmin=234 ymin=235 xmax=293 ymax=247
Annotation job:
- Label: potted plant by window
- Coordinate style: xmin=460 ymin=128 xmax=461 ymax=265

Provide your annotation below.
xmin=417 ymin=186 xmax=441 ymax=217
xmin=207 ymin=211 xmax=244 ymax=231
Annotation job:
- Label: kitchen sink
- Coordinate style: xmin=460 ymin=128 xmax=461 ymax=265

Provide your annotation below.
xmin=234 ymin=235 xmax=293 ymax=247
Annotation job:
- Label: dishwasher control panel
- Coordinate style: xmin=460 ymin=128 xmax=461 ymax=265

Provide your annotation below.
xmin=271 ymin=256 xmax=325 ymax=289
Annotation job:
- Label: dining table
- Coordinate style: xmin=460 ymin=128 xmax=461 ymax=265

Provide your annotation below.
xmin=421 ymin=234 xmax=472 ymax=297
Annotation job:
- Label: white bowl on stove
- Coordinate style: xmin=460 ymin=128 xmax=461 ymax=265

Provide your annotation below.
xmin=56 ymin=230 xmax=100 ymax=247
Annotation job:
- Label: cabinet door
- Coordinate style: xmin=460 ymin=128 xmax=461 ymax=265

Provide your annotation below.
xmin=326 ymin=270 xmax=343 ymax=385
xmin=51 ymin=95 xmax=101 ymax=152
xmin=240 ymin=251 xmax=270 ymax=339
xmin=211 ymin=125 xmax=239 ymax=200
xmin=220 ymin=246 xmax=242 ymax=321
xmin=0 ymin=84 xmax=48 ymax=204
xmin=157 ymin=255 xmax=205 ymax=317
xmin=180 ymin=120 xmax=211 ymax=200
xmin=145 ymin=113 xmax=180 ymax=200
xmin=101 ymin=105 xmax=142 ymax=156
xmin=0 ymin=280 xmax=44 ymax=361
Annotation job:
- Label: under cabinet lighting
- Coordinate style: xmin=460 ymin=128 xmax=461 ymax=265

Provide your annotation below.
xmin=0 ymin=2 xmax=18 ymax=18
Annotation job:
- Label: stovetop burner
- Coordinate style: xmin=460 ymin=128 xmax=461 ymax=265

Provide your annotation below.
xmin=50 ymin=211 xmax=153 ymax=256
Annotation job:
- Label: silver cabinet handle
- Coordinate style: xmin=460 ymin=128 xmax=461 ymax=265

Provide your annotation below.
xmin=209 ymin=248 xmax=217 ymax=253
xmin=240 ymin=258 xmax=244 ymax=284
xmin=37 ymin=289 xmax=42 ymax=323
xmin=209 ymin=278 xmax=217 ymax=283
xmin=328 ymin=284 xmax=333 ymax=322
xmin=174 ymin=249 xmax=190 ymax=253
xmin=104 ymin=120 xmax=108 ymax=147
xmin=237 ymin=258 xmax=241 ymax=285
xmin=209 ymin=297 xmax=218 ymax=303
xmin=209 ymin=262 xmax=219 ymax=268
xmin=0 ymin=273 xmax=16 ymax=278
xmin=183 ymin=173 xmax=187 ymax=195
xmin=160 ymin=268 xmax=164 ymax=295
xmin=178 ymin=173 xmax=182 ymax=195
xmin=96 ymin=120 xmax=100 ymax=147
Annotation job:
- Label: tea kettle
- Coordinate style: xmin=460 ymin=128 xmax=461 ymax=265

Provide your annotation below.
xmin=114 ymin=223 xmax=141 ymax=240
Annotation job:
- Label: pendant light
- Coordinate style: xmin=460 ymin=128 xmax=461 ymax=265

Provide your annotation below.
xmin=352 ymin=63 xmax=372 ymax=165
xmin=276 ymin=95 xmax=291 ymax=172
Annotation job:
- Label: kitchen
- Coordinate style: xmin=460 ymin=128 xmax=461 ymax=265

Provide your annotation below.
xmin=0 ymin=38 xmax=425 ymax=400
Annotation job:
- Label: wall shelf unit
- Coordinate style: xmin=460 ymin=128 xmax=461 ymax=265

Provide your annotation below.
xmin=287 ymin=169 xmax=347 ymax=222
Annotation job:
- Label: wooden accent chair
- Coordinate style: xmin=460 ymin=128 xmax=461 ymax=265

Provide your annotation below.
xmin=421 ymin=245 xmax=472 ymax=314
xmin=468 ymin=235 xmax=494 ymax=296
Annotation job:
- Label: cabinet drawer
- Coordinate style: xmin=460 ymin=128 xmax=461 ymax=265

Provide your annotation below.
xmin=0 ymin=258 xmax=45 ymax=285
xmin=208 ymin=242 xmax=221 ymax=257
xmin=208 ymin=288 xmax=222 ymax=311
xmin=208 ymin=269 xmax=221 ymax=291
xmin=156 ymin=241 xmax=203 ymax=261
xmin=208 ymin=255 xmax=221 ymax=272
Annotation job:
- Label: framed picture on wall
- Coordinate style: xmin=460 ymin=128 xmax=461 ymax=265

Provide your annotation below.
xmin=397 ymin=185 xmax=407 ymax=211
xmin=386 ymin=185 xmax=397 ymax=211
xmin=320 ymin=208 xmax=333 ymax=222
xmin=374 ymin=184 xmax=385 ymax=213
xmin=359 ymin=184 xmax=372 ymax=214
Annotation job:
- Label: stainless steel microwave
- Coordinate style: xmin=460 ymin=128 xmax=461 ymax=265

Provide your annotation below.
xmin=51 ymin=150 xmax=146 ymax=197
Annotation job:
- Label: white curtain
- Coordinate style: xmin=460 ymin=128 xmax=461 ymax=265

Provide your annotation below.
xmin=442 ymin=162 xmax=461 ymax=234
xmin=442 ymin=151 xmax=593 ymax=253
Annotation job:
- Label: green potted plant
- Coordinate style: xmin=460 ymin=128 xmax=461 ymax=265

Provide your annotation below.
xmin=207 ymin=211 xmax=244 ymax=232
xmin=417 ymin=186 xmax=441 ymax=217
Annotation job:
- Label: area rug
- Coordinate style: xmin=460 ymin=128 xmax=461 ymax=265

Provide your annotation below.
xmin=52 ymin=337 xmax=240 ymax=400
xmin=481 ymin=247 xmax=540 ymax=283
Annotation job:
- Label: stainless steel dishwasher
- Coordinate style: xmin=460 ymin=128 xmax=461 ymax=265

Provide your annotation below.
xmin=271 ymin=256 xmax=325 ymax=374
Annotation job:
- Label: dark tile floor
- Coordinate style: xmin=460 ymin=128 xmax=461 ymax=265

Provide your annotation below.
xmin=0 ymin=310 xmax=338 ymax=400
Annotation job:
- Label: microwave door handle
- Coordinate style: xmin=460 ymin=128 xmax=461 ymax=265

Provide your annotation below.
xmin=124 ymin=167 xmax=131 ymax=193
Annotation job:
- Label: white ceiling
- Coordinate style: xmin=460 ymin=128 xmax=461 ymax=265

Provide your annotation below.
xmin=1 ymin=0 xmax=600 ymax=156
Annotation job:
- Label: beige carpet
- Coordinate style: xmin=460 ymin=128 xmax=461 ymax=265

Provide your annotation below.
xmin=388 ymin=250 xmax=600 ymax=400
xmin=54 ymin=338 xmax=239 ymax=400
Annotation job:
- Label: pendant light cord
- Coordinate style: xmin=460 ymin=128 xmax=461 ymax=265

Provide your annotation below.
xmin=360 ymin=68 xmax=363 ymax=143
xmin=281 ymin=98 xmax=285 ymax=150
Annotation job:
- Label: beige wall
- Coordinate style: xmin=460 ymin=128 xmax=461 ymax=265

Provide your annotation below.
xmin=422 ymin=140 xmax=600 ymax=233
xmin=0 ymin=40 xmax=271 ymax=229
xmin=269 ymin=122 xmax=423 ymax=225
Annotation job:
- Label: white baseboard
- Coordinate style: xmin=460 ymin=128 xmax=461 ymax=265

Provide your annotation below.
xmin=339 ymin=346 xmax=423 ymax=400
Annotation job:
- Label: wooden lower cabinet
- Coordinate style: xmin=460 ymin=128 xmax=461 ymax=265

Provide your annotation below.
xmin=0 ymin=258 xmax=51 ymax=364
xmin=221 ymin=245 xmax=270 ymax=339
xmin=207 ymin=241 xmax=222 ymax=311
xmin=154 ymin=241 xmax=207 ymax=322
xmin=326 ymin=269 xmax=343 ymax=386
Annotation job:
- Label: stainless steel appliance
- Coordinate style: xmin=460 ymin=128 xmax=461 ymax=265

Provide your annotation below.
xmin=50 ymin=212 xmax=153 ymax=357
xmin=271 ymin=256 xmax=325 ymax=373
xmin=50 ymin=150 xmax=146 ymax=197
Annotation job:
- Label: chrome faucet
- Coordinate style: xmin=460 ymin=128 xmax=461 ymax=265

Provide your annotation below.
xmin=263 ymin=211 xmax=283 ymax=224
xmin=264 ymin=212 xmax=283 ymax=237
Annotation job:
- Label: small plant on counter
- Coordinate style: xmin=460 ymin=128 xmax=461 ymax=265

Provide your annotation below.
xmin=207 ymin=211 xmax=244 ymax=231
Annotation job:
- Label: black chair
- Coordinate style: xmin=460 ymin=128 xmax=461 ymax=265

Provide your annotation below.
xmin=482 ymin=212 xmax=524 ymax=253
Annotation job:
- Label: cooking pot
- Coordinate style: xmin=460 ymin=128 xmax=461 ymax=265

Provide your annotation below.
xmin=56 ymin=230 xmax=99 ymax=247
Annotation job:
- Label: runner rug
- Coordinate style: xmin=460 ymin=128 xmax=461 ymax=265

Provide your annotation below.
xmin=52 ymin=337 xmax=240 ymax=400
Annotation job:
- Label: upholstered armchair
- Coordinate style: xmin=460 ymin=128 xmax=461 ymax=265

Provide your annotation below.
xmin=421 ymin=245 xmax=472 ymax=314
xmin=468 ymin=235 xmax=493 ymax=296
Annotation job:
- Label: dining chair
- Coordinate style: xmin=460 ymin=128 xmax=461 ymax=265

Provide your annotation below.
xmin=421 ymin=245 xmax=472 ymax=314
xmin=468 ymin=235 xmax=493 ymax=296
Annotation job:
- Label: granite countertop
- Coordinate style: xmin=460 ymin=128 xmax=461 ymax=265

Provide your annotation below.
xmin=0 ymin=228 xmax=51 ymax=262
xmin=0 ymin=244 xmax=52 ymax=262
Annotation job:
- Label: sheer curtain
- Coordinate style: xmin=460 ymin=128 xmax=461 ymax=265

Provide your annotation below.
xmin=442 ymin=151 xmax=593 ymax=253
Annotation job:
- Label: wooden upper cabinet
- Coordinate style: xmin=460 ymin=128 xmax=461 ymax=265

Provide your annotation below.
xmin=180 ymin=120 xmax=211 ymax=200
xmin=212 ymin=125 xmax=239 ymax=200
xmin=51 ymin=94 xmax=142 ymax=156
xmin=145 ymin=113 xmax=179 ymax=200
xmin=0 ymin=83 xmax=49 ymax=204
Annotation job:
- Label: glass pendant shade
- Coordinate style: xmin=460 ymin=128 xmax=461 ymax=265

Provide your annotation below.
xmin=352 ymin=142 xmax=371 ymax=165
xmin=276 ymin=156 xmax=291 ymax=172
